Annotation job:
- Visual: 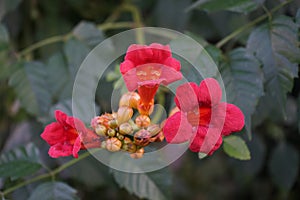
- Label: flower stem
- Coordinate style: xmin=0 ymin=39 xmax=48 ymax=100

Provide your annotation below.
xmin=18 ymin=21 xmax=135 ymax=57
xmin=215 ymin=0 xmax=293 ymax=48
xmin=121 ymin=4 xmax=145 ymax=44
xmin=1 ymin=149 xmax=99 ymax=196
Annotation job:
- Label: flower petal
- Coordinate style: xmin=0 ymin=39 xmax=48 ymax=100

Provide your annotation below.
xmin=72 ymin=136 xmax=82 ymax=158
xmin=198 ymin=78 xmax=222 ymax=106
xmin=48 ymin=143 xmax=73 ymax=158
xmin=163 ymin=111 xmax=193 ymax=143
xmin=189 ymin=127 xmax=222 ymax=155
xmin=163 ymin=57 xmax=181 ymax=71
xmin=149 ymin=43 xmax=171 ymax=62
xmin=41 ymin=122 xmax=65 ymax=145
xmin=221 ymin=103 xmax=245 ymax=136
xmin=174 ymin=82 xmax=199 ymax=112
xmin=125 ymin=44 xmax=153 ymax=65
xmin=120 ymin=60 xmax=135 ymax=75
xmin=160 ymin=65 xmax=182 ymax=85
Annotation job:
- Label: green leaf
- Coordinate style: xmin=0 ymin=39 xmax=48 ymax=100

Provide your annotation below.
xmin=72 ymin=21 xmax=104 ymax=47
xmin=110 ymin=154 xmax=172 ymax=200
xmin=269 ymin=142 xmax=299 ymax=191
xmin=63 ymin=39 xmax=90 ymax=81
xmin=28 ymin=182 xmax=79 ymax=200
xmin=154 ymin=0 xmax=192 ymax=30
xmin=247 ymin=16 xmax=300 ymax=122
xmin=187 ymin=0 xmax=260 ymax=13
xmin=0 ymin=143 xmax=42 ymax=179
xmin=223 ymin=135 xmax=251 ymax=160
xmin=9 ymin=62 xmax=52 ymax=116
xmin=45 ymin=53 xmax=73 ymax=100
xmin=0 ymin=24 xmax=9 ymax=50
xmin=219 ymin=48 xmax=263 ymax=139
xmin=296 ymin=8 xmax=300 ymax=26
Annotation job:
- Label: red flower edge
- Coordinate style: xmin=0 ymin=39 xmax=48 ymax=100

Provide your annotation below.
xmin=41 ymin=110 xmax=100 ymax=158
xmin=163 ymin=78 xmax=245 ymax=155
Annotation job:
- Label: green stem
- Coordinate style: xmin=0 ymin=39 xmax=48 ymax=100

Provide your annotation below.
xmin=1 ymin=149 xmax=98 ymax=196
xmin=18 ymin=21 xmax=135 ymax=57
xmin=215 ymin=0 xmax=293 ymax=48
xmin=122 ymin=4 xmax=145 ymax=44
xmin=18 ymin=34 xmax=71 ymax=57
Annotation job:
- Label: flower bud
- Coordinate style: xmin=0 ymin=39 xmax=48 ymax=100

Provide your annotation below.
xmin=107 ymin=128 xmax=116 ymax=137
xmin=119 ymin=122 xmax=133 ymax=135
xmin=119 ymin=92 xmax=140 ymax=108
xmin=106 ymin=137 xmax=122 ymax=152
xmin=122 ymin=138 xmax=137 ymax=153
xmin=101 ymin=141 xmax=106 ymax=149
xmin=134 ymin=129 xmax=151 ymax=147
xmin=147 ymin=124 xmax=161 ymax=137
xmin=108 ymin=119 xmax=118 ymax=129
xmin=130 ymin=148 xmax=144 ymax=159
xmin=92 ymin=113 xmax=114 ymax=128
xmin=117 ymin=133 xmax=125 ymax=140
xmin=117 ymin=106 xmax=133 ymax=125
xmin=149 ymin=131 xmax=165 ymax=142
xmin=95 ymin=125 xmax=107 ymax=136
xmin=135 ymin=115 xmax=151 ymax=128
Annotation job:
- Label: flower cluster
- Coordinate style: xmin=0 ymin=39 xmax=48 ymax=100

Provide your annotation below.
xmin=41 ymin=43 xmax=245 ymax=159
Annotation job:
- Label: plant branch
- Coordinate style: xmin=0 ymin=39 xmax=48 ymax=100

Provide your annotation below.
xmin=1 ymin=149 xmax=98 ymax=196
xmin=216 ymin=0 xmax=293 ymax=48
xmin=121 ymin=4 xmax=145 ymax=44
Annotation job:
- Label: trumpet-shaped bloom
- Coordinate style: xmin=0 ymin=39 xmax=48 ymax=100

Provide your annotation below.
xmin=120 ymin=43 xmax=182 ymax=114
xmin=41 ymin=110 xmax=100 ymax=158
xmin=163 ymin=78 xmax=244 ymax=155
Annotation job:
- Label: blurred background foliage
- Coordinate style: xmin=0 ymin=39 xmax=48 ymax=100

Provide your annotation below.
xmin=0 ymin=0 xmax=300 ymax=199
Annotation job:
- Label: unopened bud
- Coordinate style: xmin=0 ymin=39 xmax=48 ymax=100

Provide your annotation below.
xmin=150 ymin=131 xmax=165 ymax=142
xmin=108 ymin=119 xmax=118 ymax=129
xmin=95 ymin=125 xmax=107 ymax=136
xmin=117 ymin=133 xmax=125 ymax=140
xmin=135 ymin=115 xmax=151 ymax=128
xmin=101 ymin=141 xmax=106 ymax=149
xmin=130 ymin=148 xmax=144 ymax=159
xmin=107 ymin=128 xmax=116 ymax=137
xmin=134 ymin=129 xmax=151 ymax=146
xmin=117 ymin=106 xmax=133 ymax=125
xmin=119 ymin=92 xmax=140 ymax=108
xmin=122 ymin=138 xmax=137 ymax=153
xmin=106 ymin=137 xmax=122 ymax=152
xmin=147 ymin=124 xmax=161 ymax=137
xmin=119 ymin=122 xmax=133 ymax=135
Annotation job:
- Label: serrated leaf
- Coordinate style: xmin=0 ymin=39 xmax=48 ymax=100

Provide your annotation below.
xmin=64 ymin=39 xmax=90 ymax=81
xmin=0 ymin=24 xmax=9 ymax=50
xmin=9 ymin=62 xmax=52 ymax=116
xmin=28 ymin=182 xmax=79 ymax=200
xmin=219 ymin=48 xmax=263 ymax=139
xmin=269 ymin=142 xmax=299 ymax=191
xmin=46 ymin=52 xmax=69 ymax=98
xmin=247 ymin=16 xmax=300 ymax=122
xmin=223 ymin=135 xmax=251 ymax=160
xmin=73 ymin=21 xmax=104 ymax=47
xmin=187 ymin=0 xmax=261 ymax=13
xmin=110 ymin=154 xmax=172 ymax=200
xmin=0 ymin=143 xmax=42 ymax=179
